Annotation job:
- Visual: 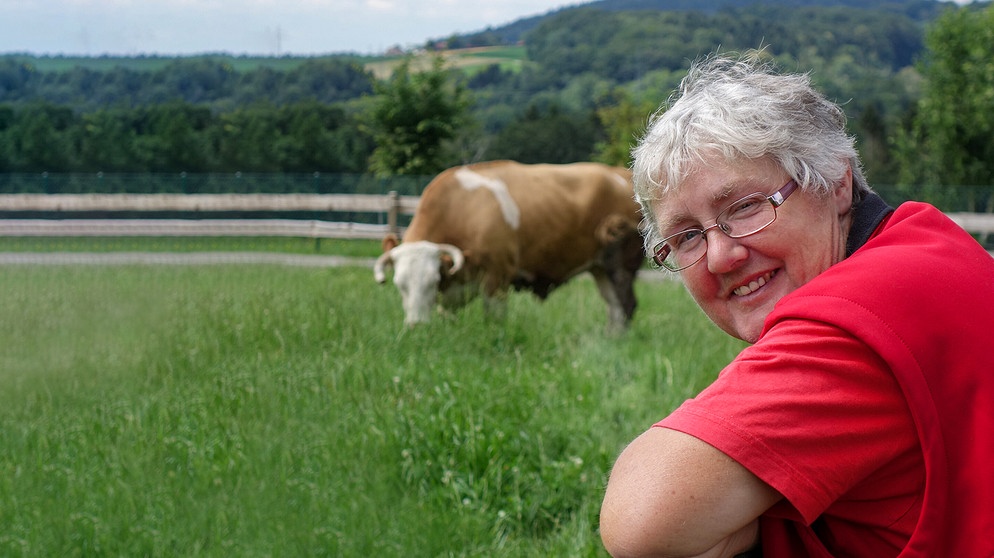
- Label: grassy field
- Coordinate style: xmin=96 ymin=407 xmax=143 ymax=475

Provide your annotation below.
xmin=363 ymin=46 xmax=528 ymax=79
xmin=0 ymin=237 xmax=383 ymax=258
xmin=9 ymin=46 xmax=528 ymax=81
xmin=0 ymin=255 xmax=744 ymax=556
xmin=5 ymin=53 xmax=373 ymax=74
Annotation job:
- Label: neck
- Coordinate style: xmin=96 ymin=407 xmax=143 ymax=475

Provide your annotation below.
xmin=845 ymin=192 xmax=894 ymax=257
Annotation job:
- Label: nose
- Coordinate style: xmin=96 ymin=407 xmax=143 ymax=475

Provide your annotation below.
xmin=704 ymin=228 xmax=748 ymax=274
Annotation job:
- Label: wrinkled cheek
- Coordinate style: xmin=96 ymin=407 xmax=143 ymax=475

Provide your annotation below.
xmin=697 ymin=302 xmax=737 ymax=338
xmin=685 ymin=284 xmax=720 ymax=322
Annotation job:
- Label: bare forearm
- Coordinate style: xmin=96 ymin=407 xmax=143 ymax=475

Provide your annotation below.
xmin=600 ymin=428 xmax=779 ymax=558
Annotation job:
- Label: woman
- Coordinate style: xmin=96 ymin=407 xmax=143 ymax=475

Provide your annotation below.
xmin=599 ymin=53 xmax=994 ymax=557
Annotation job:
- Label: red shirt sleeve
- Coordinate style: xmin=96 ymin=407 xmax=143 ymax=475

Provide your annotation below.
xmin=656 ymin=318 xmax=919 ymax=525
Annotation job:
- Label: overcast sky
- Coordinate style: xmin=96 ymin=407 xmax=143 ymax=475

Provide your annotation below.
xmin=0 ymin=0 xmax=581 ymax=57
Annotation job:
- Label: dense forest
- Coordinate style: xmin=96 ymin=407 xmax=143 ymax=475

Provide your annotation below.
xmin=0 ymin=0 xmax=992 ymax=196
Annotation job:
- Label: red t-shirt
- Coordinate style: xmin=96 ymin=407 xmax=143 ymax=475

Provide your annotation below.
xmin=661 ymin=319 xmax=923 ymax=557
xmin=655 ymin=202 xmax=994 ymax=557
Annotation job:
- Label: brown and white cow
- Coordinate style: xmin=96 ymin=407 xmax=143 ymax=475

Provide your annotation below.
xmin=373 ymin=160 xmax=644 ymax=330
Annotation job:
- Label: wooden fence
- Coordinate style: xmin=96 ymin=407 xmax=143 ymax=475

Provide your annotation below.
xmin=0 ymin=192 xmax=420 ymax=240
xmin=0 ymin=193 xmax=993 ymax=245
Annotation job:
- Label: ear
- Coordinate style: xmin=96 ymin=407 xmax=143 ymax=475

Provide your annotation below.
xmin=381 ymin=234 xmax=399 ymax=252
xmin=596 ymin=213 xmax=637 ymax=245
xmin=440 ymin=253 xmax=454 ymax=273
xmin=440 ymin=248 xmax=467 ymax=274
xmin=834 ymin=165 xmax=854 ymax=216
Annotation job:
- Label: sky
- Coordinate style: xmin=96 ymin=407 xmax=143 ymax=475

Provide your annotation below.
xmin=0 ymin=0 xmax=582 ymax=57
xmin=1 ymin=0 xmax=980 ymax=58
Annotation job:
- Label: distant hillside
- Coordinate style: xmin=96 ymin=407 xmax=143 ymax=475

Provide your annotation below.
xmin=586 ymin=0 xmax=950 ymax=19
xmin=1 ymin=0 xmax=987 ymax=180
xmin=439 ymin=0 xmax=955 ymax=48
xmin=0 ymin=0 xmax=956 ymax=110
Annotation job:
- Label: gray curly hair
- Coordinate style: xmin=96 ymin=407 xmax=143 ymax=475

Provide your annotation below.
xmin=631 ymin=52 xmax=871 ymax=253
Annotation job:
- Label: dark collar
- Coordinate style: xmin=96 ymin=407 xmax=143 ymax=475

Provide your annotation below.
xmin=846 ymin=192 xmax=894 ymax=257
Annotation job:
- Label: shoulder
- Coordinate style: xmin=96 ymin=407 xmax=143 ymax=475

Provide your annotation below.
xmin=768 ymin=201 xmax=994 ymax=339
xmin=663 ymin=319 xmax=912 ymax=522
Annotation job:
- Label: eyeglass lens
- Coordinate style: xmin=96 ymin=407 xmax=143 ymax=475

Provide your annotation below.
xmin=652 ymin=181 xmax=796 ymax=271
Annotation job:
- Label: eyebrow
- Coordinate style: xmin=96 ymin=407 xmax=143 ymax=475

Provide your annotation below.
xmin=655 ymin=184 xmax=745 ymax=234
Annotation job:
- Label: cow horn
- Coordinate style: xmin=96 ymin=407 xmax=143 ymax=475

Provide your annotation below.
xmin=437 ymin=244 xmax=464 ymax=275
xmin=373 ymin=250 xmax=393 ymax=284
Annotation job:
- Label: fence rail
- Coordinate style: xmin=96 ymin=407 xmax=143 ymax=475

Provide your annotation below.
xmin=0 ymin=219 xmax=397 ymax=240
xmin=0 ymin=192 xmax=420 ymax=240
xmin=1 ymin=194 xmax=993 ymax=244
xmin=946 ymin=212 xmax=994 ymax=236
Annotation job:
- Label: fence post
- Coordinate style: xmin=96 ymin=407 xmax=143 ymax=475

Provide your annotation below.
xmin=388 ymin=190 xmax=399 ymax=238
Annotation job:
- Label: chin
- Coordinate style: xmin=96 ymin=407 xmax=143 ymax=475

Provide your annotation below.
xmin=722 ymin=318 xmax=765 ymax=344
xmin=702 ymin=302 xmax=772 ymax=343
xmin=738 ymin=328 xmax=762 ymax=344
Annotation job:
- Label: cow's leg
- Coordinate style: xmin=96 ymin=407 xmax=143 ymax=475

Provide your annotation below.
xmin=591 ymin=268 xmax=636 ymax=332
xmin=482 ymin=293 xmax=509 ymax=321
xmin=481 ymin=268 xmax=512 ymax=321
xmin=592 ymin=229 xmax=643 ymax=331
xmin=438 ymin=282 xmax=478 ymax=312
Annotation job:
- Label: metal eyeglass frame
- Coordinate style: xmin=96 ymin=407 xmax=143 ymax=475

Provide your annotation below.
xmin=652 ymin=179 xmax=799 ymax=271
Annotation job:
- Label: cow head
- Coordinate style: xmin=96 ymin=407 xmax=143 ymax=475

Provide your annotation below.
xmin=373 ymin=238 xmax=465 ymax=326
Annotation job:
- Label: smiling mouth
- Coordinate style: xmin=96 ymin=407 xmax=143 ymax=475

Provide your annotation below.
xmin=733 ymin=270 xmax=777 ymax=297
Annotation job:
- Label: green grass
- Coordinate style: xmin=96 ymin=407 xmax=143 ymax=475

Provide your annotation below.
xmin=0 ymin=237 xmax=383 ymax=258
xmin=465 ymin=46 xmax=527 ymax=60
xmin=7 ymin=47 xmax=523 ymax=78
xmin=0 ymin=263 xmax=743 ymax=556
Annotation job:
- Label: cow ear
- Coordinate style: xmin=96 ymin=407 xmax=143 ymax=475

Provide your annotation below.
xmin=596 ymin=214 xmax=636 ymax=244
xmin=381 ymin=234 xmax=399 ymax=252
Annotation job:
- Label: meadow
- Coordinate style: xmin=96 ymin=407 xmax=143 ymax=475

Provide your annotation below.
xmin=14 ymin=45 xmax=529 ymax=81
xmin=0 ymin=255 xmax=745 ymax=556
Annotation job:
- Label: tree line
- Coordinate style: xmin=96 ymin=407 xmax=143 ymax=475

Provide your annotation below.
xmin=0 ymin=0 xmax=991 ymax=196
xmin=0 ymin=101 xmax=374 ymax=174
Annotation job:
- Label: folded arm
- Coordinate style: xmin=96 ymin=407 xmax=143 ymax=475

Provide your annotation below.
xmin=600 ymin=427 xmax=782 ymax=558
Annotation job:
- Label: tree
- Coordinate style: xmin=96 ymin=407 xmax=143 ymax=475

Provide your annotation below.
xmin=74 ymin=108 xmax=140 ymax=172
xmin=485 ymin=103 xmax=603 ymax=164
xmin=896 ymin=3 xmax=994 ymax=191
xmin=278 ymin=101 xmax=368 ymax=173
xmin=136 ymin=102 xmax=213 ymax=173
xmin=0 ymin=105 xmax=14 ymax=170
xmin=6 ymin=102 xmax=74 ymax=172
xmin=215 ymin=104 xmax=282 ymax=173
xmin=594 ymin=89 xmax=661 ymax=168
xmin=366 ymin=55 xmax=471 ymax=177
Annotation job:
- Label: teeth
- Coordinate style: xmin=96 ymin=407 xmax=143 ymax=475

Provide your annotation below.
xmin=734 ymin=272 xmax=774 ymax=297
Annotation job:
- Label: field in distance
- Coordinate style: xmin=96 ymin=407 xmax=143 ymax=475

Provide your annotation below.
xmin=8 ymin=45 xmax=529 ymax=79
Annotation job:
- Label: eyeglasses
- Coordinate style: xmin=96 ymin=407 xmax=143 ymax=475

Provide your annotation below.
xmin=652 ymin=179 xmax=798 ymax=272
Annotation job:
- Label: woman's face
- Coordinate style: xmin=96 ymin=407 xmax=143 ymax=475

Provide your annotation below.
xmin=651 ymin=157 xmax=854 ymax=342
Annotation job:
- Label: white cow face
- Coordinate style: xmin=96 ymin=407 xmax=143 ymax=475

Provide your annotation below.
xmin=374 ymin=240 xmax=465 ymax=327
xmin=390 ymin=242 xmax=443 ymax=326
